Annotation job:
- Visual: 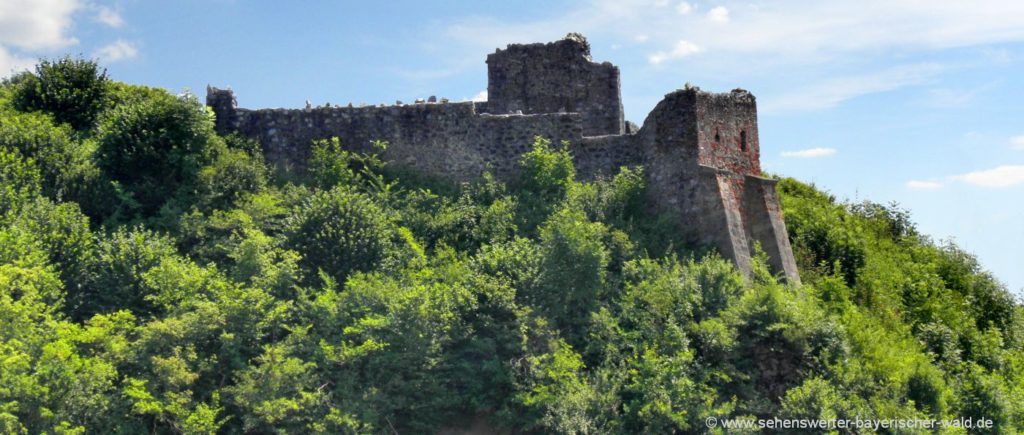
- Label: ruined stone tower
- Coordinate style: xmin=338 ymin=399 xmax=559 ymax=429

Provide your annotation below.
xmin=206 ymin=33 xmax=800 ymax=283
xmin=486 ymin=32 xmax=624 ymax=136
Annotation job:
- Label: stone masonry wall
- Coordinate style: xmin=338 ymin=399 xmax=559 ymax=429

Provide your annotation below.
xmin=208 ymin=92 xmax=640 ymax=182
xmin=486 ymin=33 xmax=624 ymax=136
xmin=638 ymin=86 xmax=800 ymax=283
xmin=696 ymin=89 xmax=761 ymax=176
xmin=206 ymin=34 xmax=800 ymax=283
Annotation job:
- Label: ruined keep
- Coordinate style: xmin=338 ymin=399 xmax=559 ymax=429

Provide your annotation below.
xmin=206 ymin=33 xmax=800 ymax=283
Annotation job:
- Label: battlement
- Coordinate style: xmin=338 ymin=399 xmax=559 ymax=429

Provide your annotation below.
xmin=206 ymin=33 xmax=800 ymax=283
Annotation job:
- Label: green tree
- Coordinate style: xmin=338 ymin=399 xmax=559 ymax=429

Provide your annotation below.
xmin=11 ymin=57 xmax=108 ymax=131
xmin=96 ymin=91 xmax=219 ymax=218
xmin=284 ymin=186 xmax=395 ymax=285
xmin=0 ymin=111 xmax=104 ymax=207
xmin=530 ymin=209 xmax=609 ymax=346
xmin=517 ymin=136 xmax=576 ymax=230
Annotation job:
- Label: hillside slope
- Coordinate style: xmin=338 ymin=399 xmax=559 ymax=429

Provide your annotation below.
xmin=1 ymin=59 xmax=1021 ymax=434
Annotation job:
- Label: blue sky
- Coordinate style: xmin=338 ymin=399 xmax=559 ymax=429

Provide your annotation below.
xmin=1 ymin=0 xmax=1022 ymax=293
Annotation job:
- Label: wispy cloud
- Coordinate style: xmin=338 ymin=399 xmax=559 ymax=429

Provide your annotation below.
xmin=0 ymin=45 xmax=35 ymax=76
xmin=920 ymin=86 xmax=990 ymax=108
xmin=950 ymin=165 xmax=1024 ymax=188
xmin=706 ymin=6 xmax=729 ymax=23
xmin=781 ymin=147 xmax=837 ymax=158
xmin=763 ymin=63 xmax=943 ymax=112
xmin=648 ymin=40 xmax=702 ymax=65
xmin=982 ymin=47 xmax=1013 ymax=64
xmin=440 ymin=0 xmax=1024 ymax=69
xmin=909 ymin=164 xmax=1024 ymax=189
xmin=675 ymin=2 xmax=693 ymax=15
xmin=906 ymin=180 xmax=944 ymax=190
xmin=94 ymin=40 xmax=138 ymax=62
xmin=1011 ymin=135 xmax=1024 ymax=150
xmin=95 ymin=5 xmax=124 ymax=28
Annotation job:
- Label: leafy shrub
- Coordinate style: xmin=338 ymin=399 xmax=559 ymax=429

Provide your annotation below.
xmin=308 ymin=137 xmax=388 ymax=192
xmin=11 ymin=57 xmax=108 ymax=131
xmin=96 ymin=91 xmax=219 ymax=217
xmin=6 ymin=198 xmax=95 ymax=304
xmin=530 ymin=209 xmax=609 ymax=345
xmin=285 ymin=186 xmax=395 ymax=285
xmin=517 ymin=136 xmax=576 ymax=230
xmin=0 ymin=147 xmax=41 ymax=215
xmin=73 ymin=227 xmax=179 ymax=320
xmin=778 ymin=178 xmax=867 ymax=285
xmin=195 ymin=144 xmax=269 ymax=211
xmin=0 ymin=110 xmax=109 ymax=212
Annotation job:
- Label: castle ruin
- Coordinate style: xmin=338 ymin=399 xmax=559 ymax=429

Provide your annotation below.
xmin=206 ymin=33 xmax=800 ymax=283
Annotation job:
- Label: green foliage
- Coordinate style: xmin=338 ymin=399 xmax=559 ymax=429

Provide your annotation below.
xmin=510 ymin=340 xmax=610 ymax=433
xmin=517 ymin=136 xmax=576 ymax=230
xmin=531 ymin=209 xmax=609 ymax=346
xmin=194 ymin=136 xmax=268 ymax=211
xmin=778 ymin=178 xmax=866 ymax=285
xmin=399 ymin=172 xmax=518 ymax=253
xmin=73 ymin=227 xmax=178 ymax=320
xmin=284 ymin=186 xmax=396 ymax=285
xmin=308 ymin=137 xmax=389 ymax=193
xmin=0 ymin=147 xmax=41 ymax=215
xmin=1 ymin=67 xmax=1021 ymax=433
xmin=96 ymin=90 xmax=219 ymax=217
xmin=0 ymin=110 xmax=110 ymax=216
xmin=5 ymin=198 xmax=95 ymax=306
xmin=10 ymin=57 xmax=108 ymax=131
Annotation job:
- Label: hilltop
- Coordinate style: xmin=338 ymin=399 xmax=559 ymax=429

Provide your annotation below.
xmin=0 ymin=56 xmax=1021 ymax=434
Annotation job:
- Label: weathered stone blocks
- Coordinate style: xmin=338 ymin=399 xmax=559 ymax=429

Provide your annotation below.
xmin=205 ymin=33 xmax=800 ymax=283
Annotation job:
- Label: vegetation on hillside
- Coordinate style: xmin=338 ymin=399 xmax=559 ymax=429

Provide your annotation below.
xmin=1 ymin=58 xmax=1021 ymax=434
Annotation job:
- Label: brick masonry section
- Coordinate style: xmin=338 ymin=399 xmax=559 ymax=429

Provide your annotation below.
xmin=206 ymin=33 xmax=800 ymax=284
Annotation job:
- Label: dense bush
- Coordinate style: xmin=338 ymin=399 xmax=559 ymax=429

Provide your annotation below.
xmin=284 ymin=186 xmax=396 ymax=285
xmin=10 ymin=56 xmax=108 ymax=131
xmin=96 ymin=90 xmax=219 ymax=218
xmin=0 ymin=147 xmax=40 ymax=215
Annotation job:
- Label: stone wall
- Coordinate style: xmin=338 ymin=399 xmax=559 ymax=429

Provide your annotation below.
xmin=695 ymin=89 xmax=761 ymax=176
xmin=637 ymin=86 xmax=800 ymax=284
xmin=207 ymin=90 xmax=638 ymax=182
xmin=205 ymin=34 xmax=800 ymax=284
xmin=485 ymin=33 xmax=624 ymax=136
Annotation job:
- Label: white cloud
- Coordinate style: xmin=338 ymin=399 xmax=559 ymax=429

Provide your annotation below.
xmin=706 ymin=6 xmax=729 ymax=23
xmin=653 ymin=0 xmax=670 ymax=7
xmin=0 ymin=45 xmax=35 ymax=77
xmin=781 ymin=147 xmax=837 ymax=158
xmin=470 ymin=89 xmax=487 ymax=102
xmin=921 ymin=87 xmax=985 ymax=108
xmin=94 ymin=40 xmax=138 ymax=62
xmin=95 ymin=6 xmax=124 ymax=28
xmin=675 ymin=2 xmax=693 ymax=15
xmin=906 ymin=180 xmax=944 ymax=190
xmin=634 ymin=34 xmax=649 ymax=43
xmin=1011 ymin=135 xmax=1024 ymax=150
xmin=763 ymin=63 xmax=943 ymax=112
xmin=442 ymin=0 xmax=1024 ymax=65
xmin=982 ymin=47 xmax=1012 ymax=64
xmin=0 ymin=0 xmax=81 ymax=50
xmin=950 ymin=165 xmax=1024 ymax=188
xmin=648 ymin=40 xmax=702 ymax=65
